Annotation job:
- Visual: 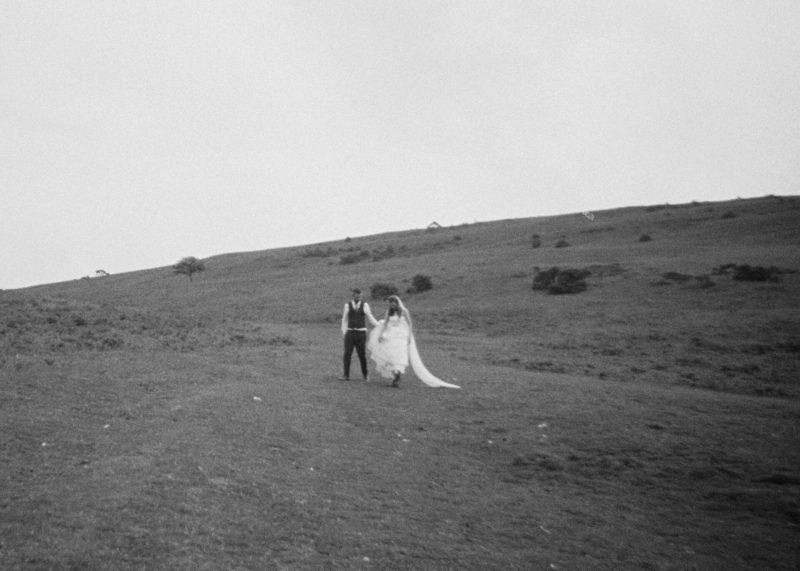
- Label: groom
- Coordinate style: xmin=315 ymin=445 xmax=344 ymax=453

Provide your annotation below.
xmin=340 ymin=288 xmax=378 ymax=381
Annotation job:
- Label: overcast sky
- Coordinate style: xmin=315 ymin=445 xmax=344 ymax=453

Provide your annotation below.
xmin=2 ymin=1 xmax=799 ymax=289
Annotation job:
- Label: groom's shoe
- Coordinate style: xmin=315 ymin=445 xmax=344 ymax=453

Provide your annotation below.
xmin=338 ymin=375 xmax=350 ymax=381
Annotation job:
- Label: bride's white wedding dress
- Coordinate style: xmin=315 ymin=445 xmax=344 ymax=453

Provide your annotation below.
xmin=367 ymin=315 xmax=460 ymax=389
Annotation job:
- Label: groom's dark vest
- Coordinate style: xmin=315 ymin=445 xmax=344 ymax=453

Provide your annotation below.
xmin=347 ymin=302 xmax=366 ymax=329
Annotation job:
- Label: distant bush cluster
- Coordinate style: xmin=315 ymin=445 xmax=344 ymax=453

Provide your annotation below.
xmin=530 ymin=230 xmax=573 ymax=249
xmin=532 ymin=228 xmax=655 ymax=248
xmin=712 ymin=264 xmax=794 ymax=282
xmin=532 ymin=267 xmax=589 ymax=295
xmin=303 ymin=243 xmax=388 ymax=263
xmin=530 ymin=265 xmax=627 ymax=295
xmin=655 ymin=264 xmax=796 ymax=288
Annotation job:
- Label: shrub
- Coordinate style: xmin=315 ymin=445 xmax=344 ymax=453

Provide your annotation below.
xmin=533 ymin=267 xmax=589 ymax=294
xmin=531 ymin=233 xmax=541 ymax=249
xmin=532 ymin=267 xmax=560 ymax=291
xmin=370 ymin=283 xmax=399 ymax=300
xmin=721 ymin=210 xmax=738 ymax=219
xmin=733 ymin=265 xmax=780 ymax=282
xmin=408 ymin=274 xmax=433 ymax=294
xmin=639 ymin=233 xmax=652 ymax=242
xmin=713 ymin=264 xmax=792 ymax=281
xmin=548 ymin=269 xmax=589 ymax=294
xmin=554 ymin=238 xmax=570 ymax=248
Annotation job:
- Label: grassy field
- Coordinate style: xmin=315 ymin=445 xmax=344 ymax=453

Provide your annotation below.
xmin=2 ymin=196 xmax=799 ymax=569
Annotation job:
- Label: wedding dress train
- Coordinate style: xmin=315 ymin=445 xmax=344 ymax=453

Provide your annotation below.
xmin=367 ymin=316 xmax=460 ymax=389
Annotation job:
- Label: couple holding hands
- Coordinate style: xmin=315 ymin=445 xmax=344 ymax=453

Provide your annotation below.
xmin=340 ymin=288 xmax=460 ymax=389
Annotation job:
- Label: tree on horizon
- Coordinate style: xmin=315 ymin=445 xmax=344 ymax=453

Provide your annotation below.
xmin=173 ymin=257 xmax=205 ymax=282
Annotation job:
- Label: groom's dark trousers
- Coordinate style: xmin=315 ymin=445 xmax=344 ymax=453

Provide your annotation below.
xmin=343 ymin=330 xmax=368 ymax=379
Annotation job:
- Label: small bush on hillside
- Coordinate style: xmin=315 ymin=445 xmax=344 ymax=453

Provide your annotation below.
xmin=533 ymin=267 xmax=590 ymax=295
xmin=370 ymin=283 xmax=399 ymax=300
xmin=407 ymin=274 xmax=433 ymax=294
xmin=549 ymin=269 xmax=589 ymax=294
xmin=713 ymin=264 xmax=793 ymax=282
xmin=532 ymin=268 xmax=559 ymax=291
xmin=733 ymin=265 xmax=781 ymax=282
xmin=721 ymin=210 xmax=738 ymax=219
xmin=531 ymin=233 xmax=541 ymax=249
xmin=339 ymin=250 xmax=370 ymax=265
xmin=639 ymin=233 xmax=652 ymax=242
xmin=554 ymin=238 xmax=570 ymax=248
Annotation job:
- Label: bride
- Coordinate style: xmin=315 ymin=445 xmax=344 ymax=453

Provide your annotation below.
xmin=367 ymin=295 xmax=460 ymax=389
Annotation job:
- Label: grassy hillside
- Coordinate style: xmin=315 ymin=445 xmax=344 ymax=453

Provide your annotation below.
xmin=2 ymin=195 xmax=799 ymax=569
xmin=6 ymin=195 xmax=800 ymax=397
